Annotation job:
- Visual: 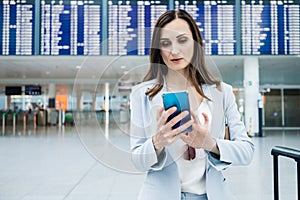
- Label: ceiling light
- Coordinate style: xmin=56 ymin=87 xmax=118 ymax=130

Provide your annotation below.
xmin=121 ymin=65 xmax=126 ymax=69
xmin=76 ymin=65 xmax=81 ymax=69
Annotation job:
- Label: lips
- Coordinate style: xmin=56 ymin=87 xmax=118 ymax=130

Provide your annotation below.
xmin=171 ymin=58 xmax=183 ymax=62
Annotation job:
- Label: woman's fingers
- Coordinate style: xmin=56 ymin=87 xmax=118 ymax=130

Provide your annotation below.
xmin=190 ymin=110 xmax=200 ymax=125
xmin=162 ymin=107 xmax=177 ymax=123
xmin=165 ymin=110 xmax=189 ymax=130
xmin=166 ymin=117 xmax=193 ymax=137
xmin=155 ymin=107 xmax=196 ymax=148
xmin=201 ymin=112 xmax=209 ymax=127
xmin=180 ymin=132 xmax=192 ymax=145
xmin=157 ymin=106 xmax=176 ymax=128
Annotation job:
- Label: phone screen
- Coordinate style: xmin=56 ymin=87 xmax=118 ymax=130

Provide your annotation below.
xmin=162 ymin=91 xmax=192 ymax=132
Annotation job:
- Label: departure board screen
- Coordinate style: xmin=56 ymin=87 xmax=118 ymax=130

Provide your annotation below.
xmin=0 ymin=0 xmax=35 ymax=55
xmin=241 ymin=0 xmax=300 ymax=55
xmin=175 ymin=0 xmax=236 ymax=55
xmin=40 ymin=0 xmax=102 ymax=55
xmin=108 ymin=0 xmax=168 ymax=55
xmin=2 ymin=0 xmax=299 ymax=56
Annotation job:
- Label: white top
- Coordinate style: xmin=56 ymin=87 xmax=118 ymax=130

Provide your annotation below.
xmin=169 ymin=99 xmax=212 ymax=195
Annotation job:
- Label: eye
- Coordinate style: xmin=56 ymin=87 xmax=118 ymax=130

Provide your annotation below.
xmin=160 ymin=40 xmax=171 ymax=48
xmin=178 ymin=37 xmax=188 ymax=44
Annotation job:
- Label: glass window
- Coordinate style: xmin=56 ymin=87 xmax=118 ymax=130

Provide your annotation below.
xmin=284 ymin=89 xmax=300 ymax=127
xmin=264 ymin=89 xmax=282 ymax=127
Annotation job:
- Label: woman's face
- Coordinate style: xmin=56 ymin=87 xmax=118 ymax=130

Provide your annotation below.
xmin=159 ymin=18 xmax=194 ymax=73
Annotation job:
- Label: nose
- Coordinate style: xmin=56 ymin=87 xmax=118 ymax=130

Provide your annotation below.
xmin=171 ymin=44 xmax=180 ymax=55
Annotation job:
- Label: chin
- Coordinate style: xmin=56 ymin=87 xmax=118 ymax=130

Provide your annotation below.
xmin=172 ymin=64 xmax=189 ymax=71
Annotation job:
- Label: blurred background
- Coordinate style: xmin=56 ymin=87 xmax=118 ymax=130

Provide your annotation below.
xmin=0 ymin=1 xmax=299 ymax=200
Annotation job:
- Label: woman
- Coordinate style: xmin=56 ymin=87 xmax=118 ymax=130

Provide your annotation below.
xmin=130 ymin=9 xmax=254 ymax=200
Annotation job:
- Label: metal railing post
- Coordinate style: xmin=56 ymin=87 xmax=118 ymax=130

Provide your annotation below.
xmin=271 ymin=146 xmax=300 ymax=200
xmin=298 ymin=162 xmax=300 ymax=200
xmin=273 ymin=155 xmax=279 ymax=200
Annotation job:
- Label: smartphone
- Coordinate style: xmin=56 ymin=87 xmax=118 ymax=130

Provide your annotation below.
xmin=162 ymin=91 xmax=192 ymax=133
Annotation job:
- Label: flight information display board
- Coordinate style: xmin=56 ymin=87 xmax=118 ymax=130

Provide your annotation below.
xmin=107 ymin=0 xmax=169 ymax=55
xmin=241 ymin=0 xmax=300 ymax=55
xmin=0 ymin=0 xmax=35 ymax=55
xmin=175 ymin=0 xmax=236 ymax=55
xmin=40 ymin=0 xmax=102 ymax=55
xmin=2 ymin=0 xmax=299 ymax=56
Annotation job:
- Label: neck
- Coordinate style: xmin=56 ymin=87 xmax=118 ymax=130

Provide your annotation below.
xmin=165 ymin=69 xmax=190 ymax=91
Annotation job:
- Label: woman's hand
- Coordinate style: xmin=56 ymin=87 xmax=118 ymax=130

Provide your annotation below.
xmin=152 ymin=107 xmax=193 ymax=155
xmin=180 ymin=111 xmax=220 ymax=155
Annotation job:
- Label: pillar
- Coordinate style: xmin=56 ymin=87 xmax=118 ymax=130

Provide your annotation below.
xmin=244 ymin=57 xmax=260 ymax=136
xmin=92 ymin=92 xmax=96 ymax=111
xmin=104 ymin=83 xmax=110 ymax=125
xmin=76 ymin=89 xmax=82 ymax=111
xmin=73 ymin=86 xmax=82 ymax=122
xmin=48 ymin=83 xmax=56 ymax=108
xmin=47 ymin=83 xmax=56 ymax=125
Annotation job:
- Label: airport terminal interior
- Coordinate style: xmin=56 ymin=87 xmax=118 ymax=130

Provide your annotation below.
xmin=1 ymin=0 xmax=300 ymax=200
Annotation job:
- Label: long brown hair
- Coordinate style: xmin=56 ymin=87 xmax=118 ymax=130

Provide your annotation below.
xmin=144 ymin=9 xmax=220 ymax=99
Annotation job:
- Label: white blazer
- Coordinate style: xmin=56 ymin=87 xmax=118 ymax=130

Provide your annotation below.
xmin=130 ymin=79 xmax=254 ymax=200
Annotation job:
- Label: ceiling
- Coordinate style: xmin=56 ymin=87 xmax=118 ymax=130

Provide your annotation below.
xmin=0 ymin=55 xmax=299 ymax=90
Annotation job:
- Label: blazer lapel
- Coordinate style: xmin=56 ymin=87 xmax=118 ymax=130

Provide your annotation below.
xmin=203 ymin=84 xmax=225 ymax=138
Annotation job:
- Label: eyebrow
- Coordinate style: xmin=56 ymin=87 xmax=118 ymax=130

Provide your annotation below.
xmin=176 ymin=33 xmax=187 ymax=38
xmin=160 ymin=33 xmax=188 ymax=40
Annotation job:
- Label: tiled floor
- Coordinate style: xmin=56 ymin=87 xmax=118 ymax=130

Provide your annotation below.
xmin=0 ymin=121 xmax=299 ymax=200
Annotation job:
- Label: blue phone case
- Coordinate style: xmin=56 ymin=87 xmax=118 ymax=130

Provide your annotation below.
xmin=162 ymin=91 xmax=192 ymax=132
